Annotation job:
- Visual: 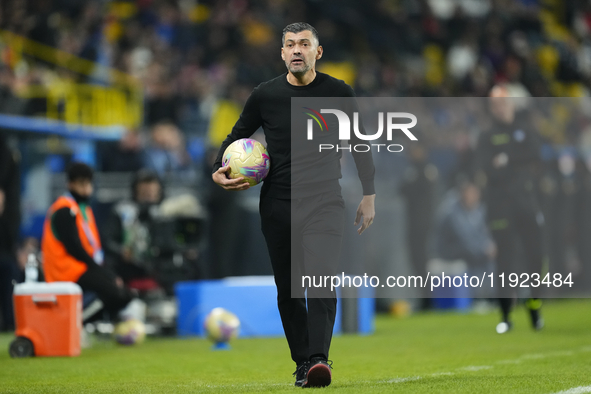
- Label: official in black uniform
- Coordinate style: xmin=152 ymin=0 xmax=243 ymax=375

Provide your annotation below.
xmin=476 ymin=85 xmax=544 ymax=334
xmin=212 ymin=23 xmax=375 ymax=387
xmin=400 ymin=144 xmax=437 ymax=308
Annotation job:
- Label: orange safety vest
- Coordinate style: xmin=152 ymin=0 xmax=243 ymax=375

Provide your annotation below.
xmin=41 ymin=194 xmax=103 ymax=283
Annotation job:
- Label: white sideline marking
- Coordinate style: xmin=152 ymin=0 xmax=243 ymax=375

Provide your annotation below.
xmin=387 ymin=376 xmax=421 ymax=383
xmin=521 ymin=353 xmax=546 ymax=360
xmin=551 ymin=386 xmax=591 ymax=394
xmin=496 ymin=359 xmax=523 ymax=365
xmin=497 ymin=348 xmax=584 ymax=366
xmin=387 ymin=346 xmax=588 ymax=385
xmin=430 ymin=372 xmax=455 ymax=377
xmin=551 ymin=351 xmax=574 ymax=357
xmin=203 ymin=383 xmax=289 ymax=389
xmin=459 ymin=365 xmax=492 ymax=372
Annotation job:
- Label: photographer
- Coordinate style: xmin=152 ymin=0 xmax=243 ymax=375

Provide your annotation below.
xmin=103 ymin=170 xmax=163 ymax=288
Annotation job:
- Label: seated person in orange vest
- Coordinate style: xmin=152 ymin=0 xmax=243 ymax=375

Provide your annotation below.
xmin=42 ymin=162 xmax=133 ymax=318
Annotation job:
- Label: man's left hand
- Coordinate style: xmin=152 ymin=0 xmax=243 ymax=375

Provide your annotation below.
xmin=354 ymin=194 xmax=375 ymax=235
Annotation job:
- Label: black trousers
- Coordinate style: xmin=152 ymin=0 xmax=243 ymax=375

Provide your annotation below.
xmin=260 ymin=191 xmax=345 ymax=365
xmin=77 ymin=266 xmax=133 ymax=318
xmin=487 ymin=190 xmax=544 ymax=298
xmin=0 ymin=254 xmax=20 ymax=331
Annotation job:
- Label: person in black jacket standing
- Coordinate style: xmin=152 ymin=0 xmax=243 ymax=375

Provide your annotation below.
xmin=212 ymin=23 xmax=376 ymax=388
xmin=400 ymin=144 xmax=437 ymax=308
xmin=0 ymin=135 xmax=21 ymax=332
xmin=476 ymin=85 xmax=545 ymax=334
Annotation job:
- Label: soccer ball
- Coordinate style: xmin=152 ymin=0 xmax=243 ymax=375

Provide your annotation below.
xmin=204 ymin=308 xmax=240 ymax=343
xmin=222 ymin=138 xmax=270 ymax=186
xmin=113 ymin=319 xmax=146 ymax=345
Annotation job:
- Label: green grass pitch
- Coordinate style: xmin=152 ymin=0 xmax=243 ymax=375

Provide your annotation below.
xmin=1 ymin=299 xmax=591 ymax=393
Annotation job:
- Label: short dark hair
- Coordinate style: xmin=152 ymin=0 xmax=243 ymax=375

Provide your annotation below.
xmin=282 ymin=22 xmax=319 ymax=46
xmin=67 ymin=162 xmax=93 ymax=183
xmin=454 ymin=173 xmax=477 ymax=190
xmin=134 ymin=169 xmax=160 ymax=186
xmin=132 ymin=169 xmax=163 ymax=202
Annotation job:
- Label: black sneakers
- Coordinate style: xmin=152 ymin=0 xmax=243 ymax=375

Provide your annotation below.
xmin=529 ymin=310 xmax=544 ymax=331
xmin=303 ymin=357 xmax=332 ymax=388
xmin=526 ymin=299 xmax=544 ymax=331
xmin=496 ymin=299 xmax=544 ymax=334
xmin=294 ymin=362 xmax=309 ymax=387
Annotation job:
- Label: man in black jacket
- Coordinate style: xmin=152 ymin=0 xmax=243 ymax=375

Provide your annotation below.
xmin=476 ymin=85 xmax=545 ymax=334
xmin=0 ymin=134 xmax=21 ymax=332
xmin=212 ymin=23 xmax=375 ymax=388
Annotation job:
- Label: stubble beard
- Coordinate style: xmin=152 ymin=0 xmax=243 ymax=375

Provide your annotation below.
xmin=287 ymin=60 xmax=311 ymax=77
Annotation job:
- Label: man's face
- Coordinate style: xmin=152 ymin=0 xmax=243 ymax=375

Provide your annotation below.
xmin=152 ymin=123 xmax=182 ymax=150
xmin=489 ymin=97 xmax=515 ymax=124
xmin=281 ymin=31 xmax=322 ymax=76
xmin=136 ymin=181 xmax=161 ymax=204
xmin=68 ymin=179 xmax=93 ymax=199
xmin=461 ymin=184 xmax=480 ymax=210
xmin=488 ymin=85 xmax=515 ymax=124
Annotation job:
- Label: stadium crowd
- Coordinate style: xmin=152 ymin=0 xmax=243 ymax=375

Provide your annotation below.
xmin=2 ymin=0 xmax=591 ymax=137
xmin=2 ymin=0 xmax=591 ymax=329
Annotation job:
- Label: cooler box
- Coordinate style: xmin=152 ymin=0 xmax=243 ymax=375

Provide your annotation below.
xmin=11 ymin=282 xmax=82 ymax=357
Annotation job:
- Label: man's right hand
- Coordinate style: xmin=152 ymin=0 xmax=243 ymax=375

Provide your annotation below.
xmin=212 ymin=166 xmax=250 ymax=191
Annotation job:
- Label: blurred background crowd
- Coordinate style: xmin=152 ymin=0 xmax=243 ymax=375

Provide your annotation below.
xmin=2 ymin=0 xmax=591 ymax=329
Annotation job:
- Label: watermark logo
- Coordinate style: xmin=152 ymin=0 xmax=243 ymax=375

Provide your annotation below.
xmin=303 ymin=107 xmax=329 ymax=134
xmin=304 ymin=108 xmax=418 ymax=152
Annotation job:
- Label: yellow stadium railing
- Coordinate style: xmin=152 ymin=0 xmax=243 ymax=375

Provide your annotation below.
xmin=0 ymin=30 xmax=143 ymax=128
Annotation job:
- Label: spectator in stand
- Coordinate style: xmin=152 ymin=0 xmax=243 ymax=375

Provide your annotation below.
xmin=101 ymin=130 xmax=145 ymax=173
xmin=144 ymin=121 xmax=194 ymax=178
xmin=434 ymin=177 xmax=496 ymax=273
